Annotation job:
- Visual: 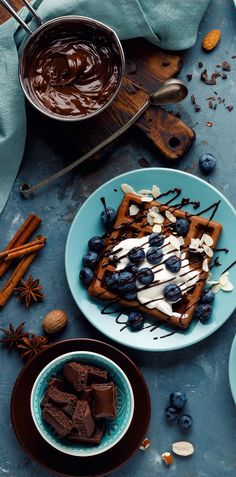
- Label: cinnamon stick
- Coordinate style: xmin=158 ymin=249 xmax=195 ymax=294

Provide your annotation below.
xmin=0 ymin=214 xmax=41 ymax=277
xmin=0 ymin=236 xmax=46 ymax=261
xmin=0 ymin=252 xmax=38 ymax=307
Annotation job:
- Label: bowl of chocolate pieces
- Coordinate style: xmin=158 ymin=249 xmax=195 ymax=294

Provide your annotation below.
xmin=30 ymin=351 xmax=134 ymax=456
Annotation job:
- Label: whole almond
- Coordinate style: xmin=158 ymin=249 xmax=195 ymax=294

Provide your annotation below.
xmin=202 ymin=29 xmax=221 ymax=51
xmin=42 ymin=309 xmax=68 ymax=335
xmin=172 ymin=441 xmax=194 ymax=457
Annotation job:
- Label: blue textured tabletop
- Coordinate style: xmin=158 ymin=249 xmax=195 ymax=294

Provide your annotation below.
xmin=1 ymin=0 xmax=236 ymax=476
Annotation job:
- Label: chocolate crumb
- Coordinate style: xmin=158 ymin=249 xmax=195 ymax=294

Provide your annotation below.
xmin=186 ymin=74 xmax=192 ymax=81
xmin=206 ymin=96 xmax=216 ymax=101
xmin=206 ymin=121 xmax=213 ymax=127
xmin=221 ymin=73 xmax=227 ymax=79
xmin=214 ymin=91 xmax=218 ymax=95
xmin=194 ymin=104 xmax=201 ymax=112
xmin=208 ymin=101 xmax=214 ymax=109
xmin=113 ymin=188 xmax=118 ymax=192
xmin=138 ymin=157 xmax=150 ymax=168
xmin=191 ymin=94 xmax=196 ymax=105
xmin=216 ymin=63 xmax=222 ymax=68
xmin=200 ymin=69 xmax=217 ymax=85
xmin=213 ymin=103 xmax=217 ymax=110
xmin=162 ymin=61 xmax=171 ymax=67
xmin=226 ymin=105 xmax=234 ymax=111
xmin=232 ymin=55 xmax=236 ymax=59
xmin=198 ymin=61 xmax=203 ymax=68
xmin=222 ymin=61 xmax=231 ymax=71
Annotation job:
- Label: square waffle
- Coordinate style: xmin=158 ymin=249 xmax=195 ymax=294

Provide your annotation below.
xmin=89 ymin=193 xmax=222 ymax=328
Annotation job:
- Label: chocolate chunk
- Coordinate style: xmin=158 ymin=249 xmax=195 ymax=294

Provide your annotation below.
xmin=138 ymin=157 xmax=150 ymax=168
xmin=43 ymin=404 xmax=73 ymax=437
xmin=198 ymin=61 xmax=203 ymax=68
xmin=194 ymin=104 xmax=201 ymax=112
xmin=222 ymin=61 xmax=231 ymax=71
xmin=191 ymin=94 xmax=196 ymax=105
xmin=73 ymin=400 xmax=95 ymax=437
xmin=63 ymin=362 xmax=88 ymax=392
xmin=226 ymin=105 xmax=234 ymax=111
xmin=80 ymin=387 xmax=93 ymax=404
xmin=186 ymin=73 xmax=192 ymax=81
xmin=221 ymin=73 xmax=227 ymax=79
xmin=200 ymin=69 xmax=217 ymax=85
xmin=68 ymin=424 xmax=105 ymax=446
xmin=47 ymin=386 xmax=77 ymax=407
xmin=40 ymin=377 xmax=65 ymax=409
xmin=83 ymin=364 xmax=108 ymax=384
xmin=208 ymin=100 xmax=214 ymax=109
xmin=92 ymin=382 xmax=117 ymax=419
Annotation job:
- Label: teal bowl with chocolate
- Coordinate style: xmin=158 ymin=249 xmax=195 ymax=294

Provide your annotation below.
xmin=30 ymin=351 xmax=134 ymax=457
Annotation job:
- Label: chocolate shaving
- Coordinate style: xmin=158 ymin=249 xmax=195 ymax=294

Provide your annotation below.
xmin=200 ymin=69 xmax=219 ymax=85
xmin=138 ymin=157 xmax=150 ymax=168
xmin=198 ymin=61 xmax=203 ymax=68
xmin=226 ymin=105 xmax=234 ymax=111
xmin=194 ymin=104 xmax=201 ymax=112
xmin=221 ymin=73 xmax=227 ymax=79
xmin=222 ymin=61 xmax=231 ymax=71
xmin=206 ymin=96 xmax=216 ymax=101
xmin=191 ymin=95 xmax=196 ymax=105
xmin=206 ymin=121 xmax=213 ymax=127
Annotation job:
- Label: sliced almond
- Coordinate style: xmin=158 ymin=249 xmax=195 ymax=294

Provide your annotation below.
xmin=162 ymin=452 xmax=173 ymax=465
xmin=169 ymin=235 xmax=181 ymax=251
xmin=203 ymin=244 xmax=213 ymax=258
xmin=202 ymin=257 xmax=209 ymax=272
xmin=153 ymin=224 xmax=162 ymax=233
xmin=202 ymin=233 xmax=214 ymax=246
xmin=221 ymin=281 xmax=234 ymax=292
xmin=219 ymin=272 xmax=229 ymax=286
xmin=147 ymin=213 xmax=154 ymax=226
xmin=141 ymin=196 xmax=153 ymax=202
xmin=178 ymin=236 xmax=185 ymax=247
xmin=153 ymin=213 xmax=164 ymax=224
xmin=172 ymin=441 xmax=194 ymax=457
xmin=165 ymin=210 xmax=177 ymax=223
xmin=152 ymin=184 xmax=161 ymax=198
xmin=212 ymin=283 xmax=221 ymax=293
xmin=121 ymin=183 xmax=138 ymax=195
xmin=138 ymin=189 xmax=152 ymax=195
xmin=129 ymin=204 xmax=140 ymax=216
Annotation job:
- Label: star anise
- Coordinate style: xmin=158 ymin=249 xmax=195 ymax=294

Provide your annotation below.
xmin=17 ymin=335 xmax=48 ymax=361
xmin=0 ymin=322 xmax=29 ymax=351
xmin=14 ymin=275 xmax=45 ymax=307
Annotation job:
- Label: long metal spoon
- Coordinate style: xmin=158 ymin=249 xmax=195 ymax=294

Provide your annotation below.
xmin=20 ymin=78 xmax=188 ymax=198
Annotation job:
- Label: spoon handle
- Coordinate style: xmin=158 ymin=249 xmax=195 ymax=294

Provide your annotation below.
xmin=0 ymin=0 xmax=32 ymax=34
xmin=20 ymin=100 xmax=150 ymax=198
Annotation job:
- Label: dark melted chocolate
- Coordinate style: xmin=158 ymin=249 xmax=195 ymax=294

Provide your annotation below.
xmin=23 ymin=23 xmax=122 ymax=118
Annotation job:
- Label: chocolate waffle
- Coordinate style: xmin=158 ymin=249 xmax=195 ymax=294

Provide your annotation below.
xmin=89 ymin=193 xmax=222 ymax=328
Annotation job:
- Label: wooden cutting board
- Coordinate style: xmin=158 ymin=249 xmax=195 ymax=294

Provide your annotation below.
xmin=0 ymin=3 xmax=195 ymax=161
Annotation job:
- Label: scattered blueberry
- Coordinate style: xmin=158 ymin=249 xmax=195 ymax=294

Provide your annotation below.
xmin=88 ymin=236 xmax=104 ymax=252
xmin=165 ymin=406 xmax=179 ymax=421
xmin=199 ymin=153 xmax=216 ymax=174
xmin=79 ymin=267 xmax=94 ymax=286
xmin=101 ymin=207 xmax=116 ymax=227
xmin=165 ymin=255 xmax=181 ymax=273
xmin=175 ymin=218 xmax=190 ymax=236
xmin=128 ymin=247 xmax=145 ymax=263
xmin=194 ymin=303 xmax=213 ymax=322
xmin=137 ymin=267 xmax=154 ymax=285
xmin=163 ymin=284 xmax=182 ymax=302
xmin=127 ymin=311 xmax=144 ymax=331
xmin=170 ymin=391 xmax=187 ymax=410
xmin=178 ymin=414 xmax=193 ymax=430
xmin=146 ymin=247 xmax=163 ymax=265
xmin=124 ymin=290 xmax=137 ymax=301
xmin=149 ymin=232 xmax=165 ymax=247
xmin=200 ymin=289 xmax=215 ymax=305
xmin=82 ymin=251 xmax=99 ymax=269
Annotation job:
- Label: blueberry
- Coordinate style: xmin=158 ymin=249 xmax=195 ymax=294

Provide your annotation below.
xmin=200 ymin=289 xmax=215 ymax=305
xmin=117 ymin=271 xmax=136 ymax=293
xmin=149 ymin=233 xmax=165 ymax=247
xmin=79 ymin=267 xmax=94 ymax=286
xmin=175 ymin=218 xmax=190 ymax=236
xmin=125 ymin=263 xmax=139 ymax=275
xmin=82 ymin=251 xmax=99 ymax=269
xmin=124 ymin=290 xmax=137 ymax=301
xmin=137 ymin=267 xmax=154 ymax=285
xmin=178 ymin=414 xmax=193 ymax=430
xmin=163 ymin=284 xmax=182 ymax=302
xmin=127 ymin=311 xmax=144 ymax=331
xmin=128 ymin=247 xmax=145 ymax=263
xmin=170 ymin=391 xmax=187 ymax=409
xmin=88 ymin=236 xmax=104 ymax=252
xmin=194 ymin=303 xmax=213 ymax=322
xmin=164 ymin=406 xmax=179 ymax=421
xmin=165 ymin=255 xmax=181 ymax=273
xmin=199 ymin=153 xmax=216 ymax=174
xmin=105 ymin=272 xmax=122 ymax=290
xmin=146 ymin=247 xmax=163 ymax=265
xmin=101 ymin=207 xmax=116 ymax=227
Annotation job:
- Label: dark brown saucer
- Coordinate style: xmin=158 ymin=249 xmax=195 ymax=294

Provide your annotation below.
xmin=11 ymin=338 xmax=151 ymax=477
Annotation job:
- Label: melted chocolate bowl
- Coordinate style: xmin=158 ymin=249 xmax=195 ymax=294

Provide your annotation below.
xmin=19 ymin=16 xmax=125 ymax=121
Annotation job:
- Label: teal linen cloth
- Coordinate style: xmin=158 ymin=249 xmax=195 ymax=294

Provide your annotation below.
xmin=0 ymin=0 xmax=210 ymax=214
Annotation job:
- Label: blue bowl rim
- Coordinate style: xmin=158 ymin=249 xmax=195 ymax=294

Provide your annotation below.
xmin=30 ymin=350 xmax=135 ymax=457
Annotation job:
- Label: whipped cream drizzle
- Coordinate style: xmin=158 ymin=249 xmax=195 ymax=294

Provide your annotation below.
xmin=111 ymin=235 xmax=200 ymax=318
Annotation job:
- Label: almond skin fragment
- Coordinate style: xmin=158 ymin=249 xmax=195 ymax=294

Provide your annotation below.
xmin=172 ymin=441 xmax=194 ymax=457
xmin=162 ymin=452 xmax=173 ymax=465
xmin=202 ymin=29 xmax=221 ymax=51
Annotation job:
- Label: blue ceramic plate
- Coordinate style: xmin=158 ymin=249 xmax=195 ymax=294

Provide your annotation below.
xmin=31 ymin=351 xmax=134 ymax=457
xmin=229 ymin=335 xmax=236 ymax=404
xmin=65 ymin=168 xmax=236 ymax=352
